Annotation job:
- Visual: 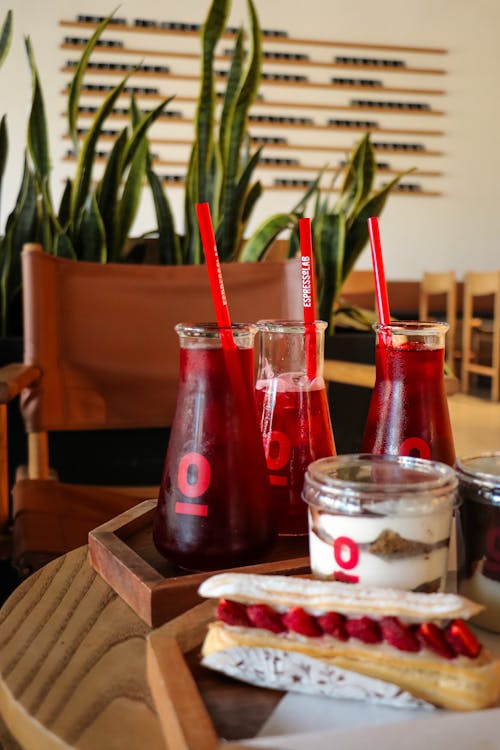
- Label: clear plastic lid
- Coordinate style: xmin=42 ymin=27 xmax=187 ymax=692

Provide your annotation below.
xmin=455 ymin=452 xmax=500 ymax=498
xmin=303 ymin=453 xmax=457 ymax=516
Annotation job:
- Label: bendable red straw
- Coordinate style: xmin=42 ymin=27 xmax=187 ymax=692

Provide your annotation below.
xmin=196 ymin=202 xmax=236 ymax=350
xmin=299 ymin=218 xmax=317 ymax=379
xmin=367 ymin=216 xmax=391 ymax=325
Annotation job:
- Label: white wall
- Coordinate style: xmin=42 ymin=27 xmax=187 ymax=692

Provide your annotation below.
xmin=2 ymin=0 xmax=500 ymax=278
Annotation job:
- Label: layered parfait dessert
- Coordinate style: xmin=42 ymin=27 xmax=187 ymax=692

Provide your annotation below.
xmin=303 ymin=454 xmax=457 ymax=593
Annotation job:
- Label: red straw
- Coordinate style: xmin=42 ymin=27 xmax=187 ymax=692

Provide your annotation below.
xmin=196 ymin=202 xmax=236 ymax=350
xmin=367 ymin=216 xmax=391 ymax=325
xmin=299 ymin=217 xmax=317 ymax=379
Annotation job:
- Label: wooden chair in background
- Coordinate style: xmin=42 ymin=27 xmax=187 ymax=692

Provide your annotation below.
xmin=419 ymin=271 xmax=457 ymax=371
xmin=0 ymin=245 xmax=301 ymax=573
xmin=461 ymin=270 xmax=500 ymax=401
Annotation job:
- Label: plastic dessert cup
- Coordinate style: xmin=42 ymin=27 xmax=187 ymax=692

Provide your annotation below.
xmin=456 ymin=453 xmax=500 ymax=632
xmin=303 ymin=453 xmax=457 ymax=592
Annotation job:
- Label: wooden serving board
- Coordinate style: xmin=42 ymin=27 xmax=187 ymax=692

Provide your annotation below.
xmin=89 ymin=500 xmax=310 ymax=627
xmin=147 ymin=600 xmax=284 ymax=750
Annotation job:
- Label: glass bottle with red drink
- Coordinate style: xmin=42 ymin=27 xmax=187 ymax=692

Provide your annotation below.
xmin=361 ymin=321 xmax=456 ymax=466
xmin=153 ymin=322 xmax=276 ymax=571
xmin=255 ymin=320 xmax=336 ymax=535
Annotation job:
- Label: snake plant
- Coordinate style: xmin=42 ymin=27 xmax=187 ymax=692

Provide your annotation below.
xmin=241 ymin=134 xmax=410 ymax=331
xmin=0 ymin=11 xmax=173 ymax=334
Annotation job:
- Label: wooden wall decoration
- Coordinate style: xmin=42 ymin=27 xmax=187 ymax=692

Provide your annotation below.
xmin=60 ymin=14 xmax=448 ymax=197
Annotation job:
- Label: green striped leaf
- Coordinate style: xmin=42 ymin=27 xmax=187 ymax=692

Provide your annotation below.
xmin=123 ymin=96 xmax=175 ymax=168
xmin=0 ymin=115 xmax=7 ymax=213
xmin=97 ymin=128 xmax=128 ymax=259
xmin=218 ymin=29 xmax=244 ymax=172
xmin=146 ymin=166 xmax=181 ymax=265
xmin=76 ymin=193 xmax=107 ymax=262
xmin=342 ymin=170 xmax=412 ymax=280
xmin=67 ymin=13 xmax=114 ymax=153
xmin=241 ymin=180 xmax=262 ymax=225
xmin=215 ymin=145 xmax=262 ymax=261
xmin=0 ymin=10 xmax=12 ymax=69
xmin=57 ymin=178 xmax=72 ymax=229
xmin=115 ymin=137 xmax=148 ymax=258
xmin=240 ymin=212 xmax=296 ymax=262
xmin=218 ymin=0 xmax=262 ymax=258
xmin=54 ymin=232 xmax=76 ymax=260
xmin=315 ymin=211 xmax=346 ymax=329
xmin=196 ymin=0 xmax=230 ymax=203
xmin=25 ymin=37 xmax=51 ymax=183
xmin=335 ymin=133 xmax=372 ymax=219
xmin=70 ymin=76 xmax=129 ymax=231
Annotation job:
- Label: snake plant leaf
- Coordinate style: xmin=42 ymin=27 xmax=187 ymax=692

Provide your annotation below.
xmin=10 ymin=160 xmax=37 ymax=291
xmin=76 ymin=193 xmax=107 ymax=262
xmin=215 ymin=146 xmax=263 ymax=261
xmin=292 ymin=169 xmax=324 ymax=215
xmin=196 ymin=0 xmax=230 ymax=203
xmin=53 ymin=232 xmax=76 ymax=260
xmin=342 ymin=170 xmax=412 ymax=280
xmin=25 ymin=37 xmax=51 ymax=185
xmin=0 ymin=115 xmax=7 ymax=214
xmin=0 ymin=10 xmax=12 ymax=68
xmin=67 ymin=12 xmax=115 ymax=154
xmin=335 ymin=133 xmax=373 ymax=220
xmin=315 ymin=211 xmax=346 ymax=328
xmin=184 ymin=147 xmax=201 ymax=264
xmin=115 ymin=137 xmax=149 ymax=258
xmin=97 ymin=127 xmax=128 ymax=259
xmin=207 ymin=142 xmax=223 ymax=226
xmin=219 ymin=29 xmax=244 ymax=172
xmin=70 ymin=76 xmax=130 ymax=231
xmin=146 ymin=166 xmax=182 ymax=265
xmin=57 ymin=178 xmax=72 ymax=230
xmin=123 ymin=96 xmax=175 ymax=169
xmin=241 ymin=180 xmax=262 ymax=225
xmin=218 ymin=0 xmax=261 ymax=258
xmin=288 ymin=229 xmax=300 ymax=259
xmin=240 ymin=212 xmax=297 ymax=262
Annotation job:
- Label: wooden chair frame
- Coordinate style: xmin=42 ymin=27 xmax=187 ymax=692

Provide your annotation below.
xmin=419 ymin=271 xmax=457 ymax=371
xmin=461 ymin=271 xmax=500 ymax=401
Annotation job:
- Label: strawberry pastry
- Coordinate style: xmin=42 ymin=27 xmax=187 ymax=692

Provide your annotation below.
xmin=199 ymin=573 xmax=500 ymax=711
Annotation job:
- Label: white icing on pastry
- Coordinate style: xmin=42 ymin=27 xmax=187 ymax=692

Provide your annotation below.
xmin=198 ymin=573 xmax=483 ymax=620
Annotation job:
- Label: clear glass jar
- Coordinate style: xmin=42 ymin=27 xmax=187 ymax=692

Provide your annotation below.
xmin=153 ymin=323 xmax=276 ymax=571
xmin=255 ymin=320 xmax=336 ymax=535
xmin=303 ymin=453 xmax=457 ymax=591
xmin=456 ymin=453 xmax=500 ymax=632
xmin=362 ymin=321 xmax=455 ymax=466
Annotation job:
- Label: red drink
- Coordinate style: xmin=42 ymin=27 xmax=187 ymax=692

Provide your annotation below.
xmin=154 ymin=324 xmax=275 ymax=571
xmin=362 ymin=323 xmax=455 ymax=466
xmin=255 ymin=375 xmax=335 ymax=534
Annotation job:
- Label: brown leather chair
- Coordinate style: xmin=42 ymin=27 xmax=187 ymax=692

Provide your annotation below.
xmin=0 ymin=244 xmax=301 ymax=573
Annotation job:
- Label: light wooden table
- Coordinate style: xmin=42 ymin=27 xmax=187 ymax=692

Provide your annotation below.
xmin=0 ymin=547 xmax=282 ymax=750
xmin=0 ymin=547 xmax=165 ymax=750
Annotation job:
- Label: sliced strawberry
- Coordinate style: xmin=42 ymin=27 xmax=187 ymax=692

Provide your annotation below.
xmin=444 ymin=619 xmax=482 ymax=659
xmin=417 ymin=622 xmax=455 ymax=659
xmin=216 ymin=599 xmax=252 ymax=627
xmin=345 ymin=616 xmax=382 ymax=644
xmin=282 ymin=607 xmax=322 ymax=637
xmin=333 ymin=571 xmax=359 ymax=584
xmin=317 ymin=611 xmax=349 ymax=641
xmin=380 ymin=616 xmax=420 ymax=653
xmin=247 ymin=603 xmax=286 ymax=633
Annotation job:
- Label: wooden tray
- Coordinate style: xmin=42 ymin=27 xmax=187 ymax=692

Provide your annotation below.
xmin=147 ymin=599 xmax=284 ymax=750
xmin=88 ymin=500 xmax=310 ymax=627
